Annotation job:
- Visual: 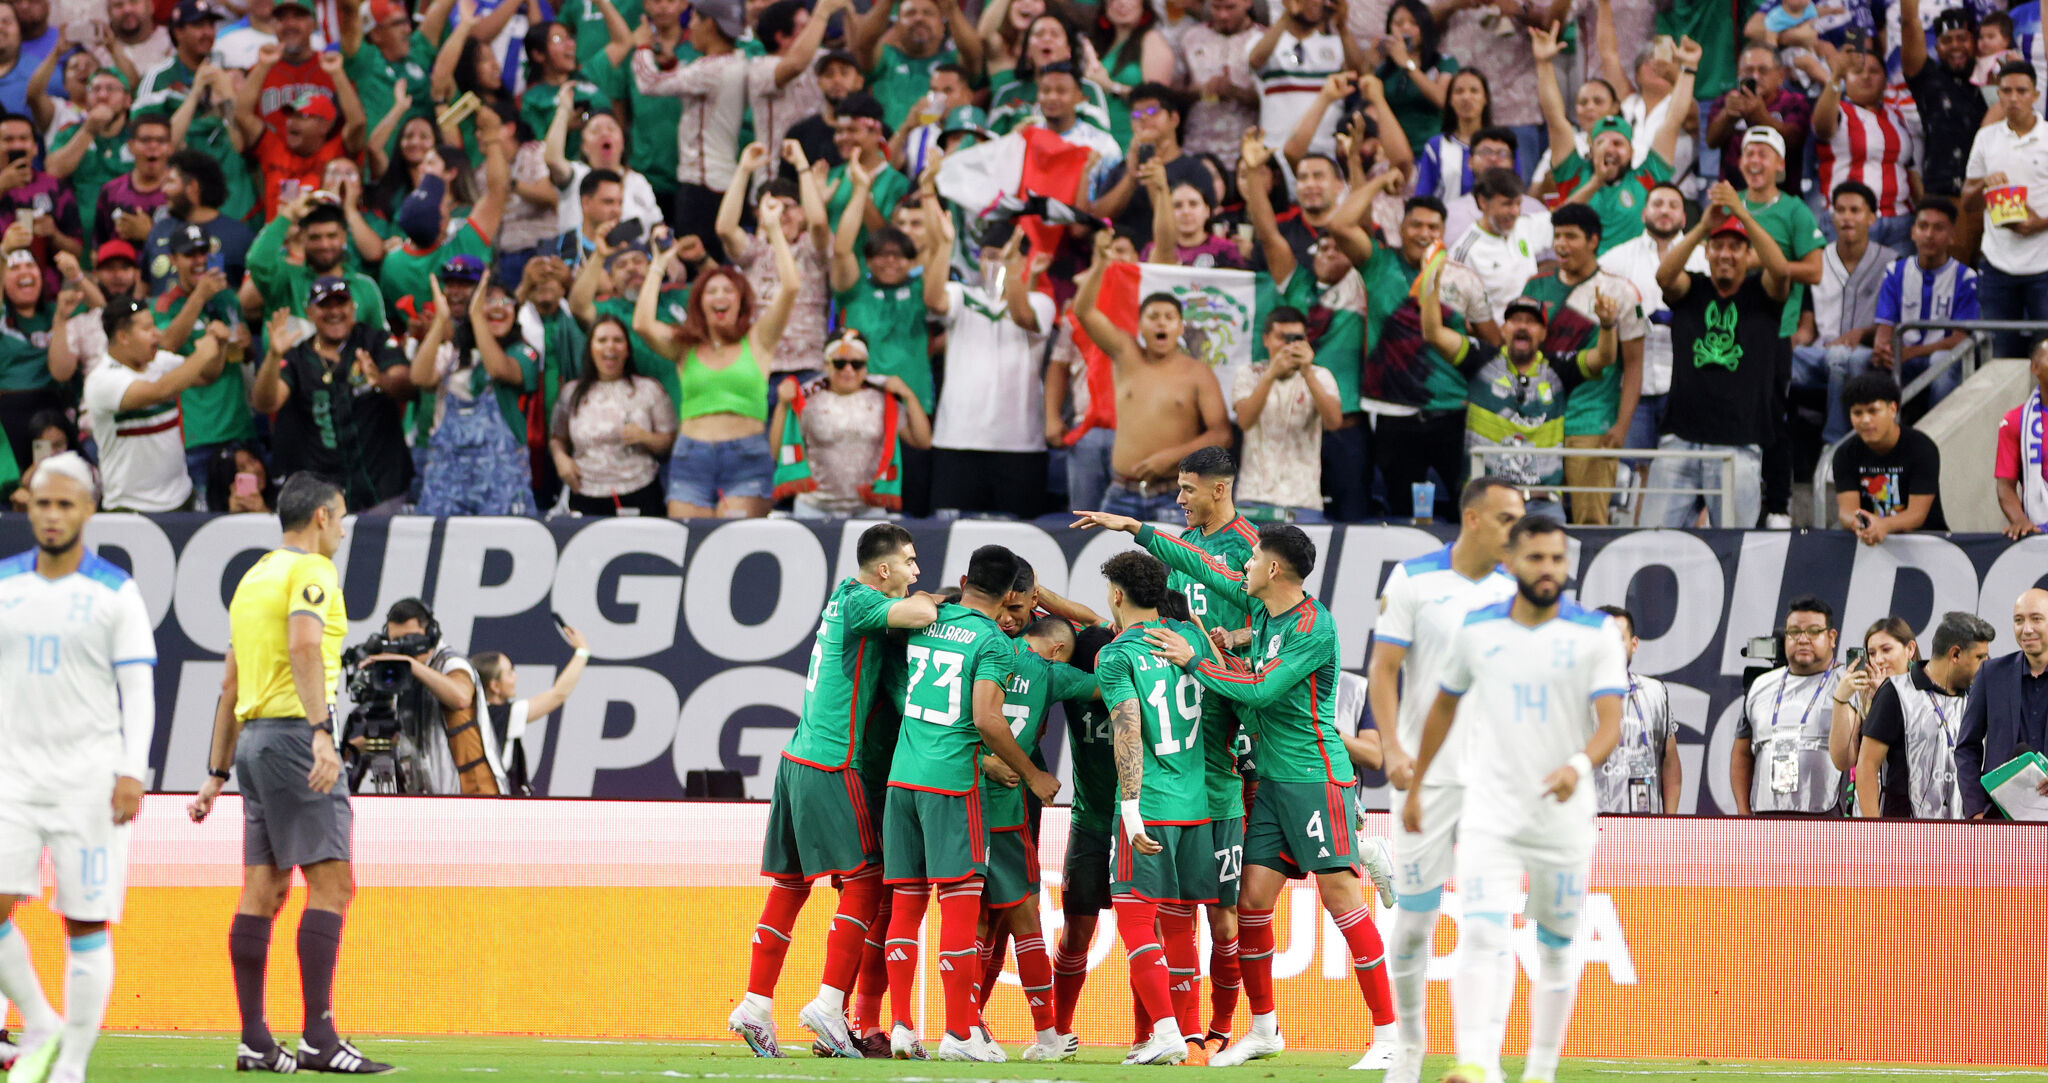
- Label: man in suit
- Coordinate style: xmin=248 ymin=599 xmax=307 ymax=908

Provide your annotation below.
xmin=1957 ymin=587 xmax=2048 ymax=818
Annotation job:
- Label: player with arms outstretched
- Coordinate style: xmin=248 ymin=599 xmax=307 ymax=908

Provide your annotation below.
xmin=1404 ymin=516 xmax=1626 ymax=1083
xmin=0 ymin=456 xmax=155 ymax=1083
xmin=733 ymin=524 xmax=939 ymax=1058
xmin=1370 ymin=476 xmax=1525 ymax=1081
xmin=1076 ymin=513 xmax=1398 ymax=1067
xmin=881 ymin=545 xmax=1056 ymax=1063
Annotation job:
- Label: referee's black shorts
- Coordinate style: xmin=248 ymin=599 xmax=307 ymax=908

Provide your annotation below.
xmin=237 ymin=719 xmax=353 ymax=869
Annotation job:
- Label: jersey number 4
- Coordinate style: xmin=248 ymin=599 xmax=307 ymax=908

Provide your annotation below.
xmin=904 ymin=645 xmax=967 ymax=726
xmin=1145 ymin=674 xmax=1202 ymax=755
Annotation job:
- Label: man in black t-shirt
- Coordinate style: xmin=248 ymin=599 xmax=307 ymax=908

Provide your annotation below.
xmin=1645 ymin=182 xmax=1791 ymax=528
xmin=1859 ymin=611 xmax=1994 ymax=819
xmin=1832 ymin=372 xmax=1946 ymax=543
xmin=1899 ymin=0 xmax=1986 ymax=197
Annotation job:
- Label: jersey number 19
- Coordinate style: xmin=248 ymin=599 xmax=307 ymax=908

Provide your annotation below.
xmin=1146 ymin=674 xmax=1201 ymax=755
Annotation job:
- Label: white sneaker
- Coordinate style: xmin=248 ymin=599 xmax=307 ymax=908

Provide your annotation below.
xmin=1379 ymin=1041 xmax=1426 ymax=1083
xmin=1348 ymin=1042 xmax=1396 ymax=1070
xmin=889 ymin=1024 xmax=929 ymax=1060
xmin=1122 ymin=1029 xmax=1188 ymax=1065
xmin=1765 ymin=513 xmax=1792 ymax=529
xmin=1208 ymin=1028 xmax=1284 ymax=1066
xmin=1021 ymin=1035 xmax=1068 ymax=1061
xmin=727 ymin=1002 xmax=782 ymax=1058
xmin=1360 ymin=835 xmax=1397 ymax=908
xmin=936 ymin=1031 xmax=1004 ymax=1063
xmin=798 ymin=999 xmax=861 ymax=1058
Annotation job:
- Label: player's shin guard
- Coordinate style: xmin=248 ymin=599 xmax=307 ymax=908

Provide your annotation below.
xmin=853 ymin=890 xmax=892 ymax=1037
xmin=1523 ymin=927 xmax=1584 ymax=1081
xmin=0 ymin=919 xmax=57 ymax=1036
xmin=821 ymin=868 xmax=884 ymax=1002
xmin=747 ymin=877 xmax=813 ymax=1000
xmin=1111 ymin=897 xmax=1176 ymax=1028
xmin=1207 ymin=935 xmax=1240 ymax=1037
xmin=1333 ymin=905 xmax=1396 ymax=1026
xmin=1451 ymin=913 xmax=1512 ymax=1080
xmin=228 ymin=913 xmax=275 ymax=1051
xmin=935 ymin=882 xmax=983 ymax=1038
xmin=1012 ymin=933 xmax=1056 ymax=1033
xmin=1156 ymin=904 xmax=1201 ymax=1039
xmin=1051 ymin=916 xmax=1094 ymax=1033
xmin=884 ymin=885 xmax=930 ymax=1029
xmin=298 ymin=909 xmax=345 ymax=1048
xmin=1235 ymin=907 xmax=1276 ymax=1016
xmin=55 ymin=929 xmax=112 ymax=1078
xmin=1390 ymin=895 xmax=1438 ymax=1049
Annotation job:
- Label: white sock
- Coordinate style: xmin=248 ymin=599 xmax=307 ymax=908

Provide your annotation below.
xmin=1451 ymin=914 xmax=1509 ymax=1081
xmin=741 ymin=991 xmax=773 ymax=1017
xmin=1247 ymin=1011 xmax=1278 ymax=1038
xmin=813 ymin=986 xmax=845 ymax=1015
xmin=1372 ymin=1021 xmax=1398 ymax=1047
xmin=1389 ymin=903 xmax=1437 ymax=1049
xmin=0 ymin=921 xmax=57 ymax=1036
xmin=1522 ymin=932 xmax=1583 ymax=1082
xmin=1036 ymin=1027 xmax=1057 ymax=1044
xmin=1151 ymin=1016 xmax=1184 ymax=1045
xmin=55 ymin=931 xmax=112 ymax=1077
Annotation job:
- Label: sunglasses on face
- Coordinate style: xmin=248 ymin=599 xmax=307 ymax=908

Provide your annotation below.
xmin=830 ymin=359 xmax=868 ymax=369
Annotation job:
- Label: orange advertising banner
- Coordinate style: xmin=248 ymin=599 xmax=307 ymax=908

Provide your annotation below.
xmin=5 ymin=799 xmax=2042 ymax=1067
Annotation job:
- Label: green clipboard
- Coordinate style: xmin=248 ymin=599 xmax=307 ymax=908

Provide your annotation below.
xmin=1981 ymin=751 xmax=2048 ymax=821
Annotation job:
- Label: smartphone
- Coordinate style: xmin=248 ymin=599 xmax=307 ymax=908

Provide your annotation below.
xmin=1136 ymin=143 xmax=1156 ymax=165
xmin=206 ymin=248 xmax=226 ymax=274
xmin=71 ymin=21 xmax=100 ymax=44
xmin=1846 ymin=646 xmax=1867 ymax=670
xmin=13 ymin=209 xmax=30 ymax=232
xmin=280 ymin=178 xmax=302 ymax=203
xmin=233 ymin=472 xmax=261 ymax=497
xmin=605 ymin=219 xmax=645 ymax=249
xmin=551 ymin=612 xmax=575 ymax=645
xmin=1741 ymin=77 xmax=1760 ymax=95
xmin=30 ymin=438 xmax=55 ymax=464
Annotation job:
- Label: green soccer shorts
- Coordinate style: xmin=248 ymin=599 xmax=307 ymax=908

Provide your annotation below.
xmin=1244 ymin=779 xmax=1359 ymax=880
xmin=984 ymin=825 xmax=1041 ymax=908
xmin=1209 ymin=815 xmax=1244 ymax=907
xmin=1110 ymin=821 xmax=1219 ymax=905
xmin=760 ymin=756 xmax=880 ymax=880
xmin=1062 ymin=824 xmax=1112 ymax=916
xmin=882 ymin=784 xmax=988 ymax=884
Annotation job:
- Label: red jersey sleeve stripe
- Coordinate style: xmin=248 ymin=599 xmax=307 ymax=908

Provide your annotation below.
xmin=1156 ymin=530 xmax=1247 ymax=583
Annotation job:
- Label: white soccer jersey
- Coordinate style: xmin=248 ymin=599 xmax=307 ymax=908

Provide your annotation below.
xmin=1439 ymin=597 xmax=1628 ymax=838
xmin=0 ymin=550 xmax=157 ymax=804
xmin=1375 ymin=544 xmax=1517 ymax=788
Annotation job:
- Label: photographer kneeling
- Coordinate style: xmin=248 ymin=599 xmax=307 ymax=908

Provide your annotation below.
xmin=473 ymin=626 xmax=593 ymax=797
xmin=344 ymin=598 xmax=507 ymax=794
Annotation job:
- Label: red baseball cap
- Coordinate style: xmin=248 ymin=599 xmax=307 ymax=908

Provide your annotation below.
xmin=283 ymin=91 xmax=338 ymax=123
xmin=1709 ymin=215 xmax=1749 ymax=240
xmin=369 ymin=0 xmax=411 ymax=25
xmin=95 ymin=240 xmax=139 ymax=266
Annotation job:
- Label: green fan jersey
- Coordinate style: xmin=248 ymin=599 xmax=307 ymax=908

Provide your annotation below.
xmin=1172 ymin=515 xmax=1259 ymax=624
xmin=888 ymin=603 xmax=1016 ymax=795
xmin=1137 ymin=525 xmax=1356 ymax=787
xmin=1064 ymin=695 xmax=1115 ymax=834
xmin=1095 ymin=619 xmax=1212 ymax=824
xmin=782 ymin=577 xmax=902 ymax=770
xmin=984 ymin=642 xmax=1095 ymax=829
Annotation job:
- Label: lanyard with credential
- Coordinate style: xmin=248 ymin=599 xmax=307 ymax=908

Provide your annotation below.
xmin=1770 ymin=665 xmax=1833 ymax=740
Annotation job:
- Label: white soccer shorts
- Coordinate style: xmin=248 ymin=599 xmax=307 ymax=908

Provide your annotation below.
xmin=1392 ymin=782 xmax=1461 ymax=898
xmin=0 ymin=798 xmax=132 ymax=923
xmin=1453 ymin=826 xmax=1594 ymax=942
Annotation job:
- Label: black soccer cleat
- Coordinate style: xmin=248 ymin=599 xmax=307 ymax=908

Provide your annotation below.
xmin=296 ymin=1039 xmax=394 ymax=1075
xmin=236 ymin=1042 xmax=299 ymax=1073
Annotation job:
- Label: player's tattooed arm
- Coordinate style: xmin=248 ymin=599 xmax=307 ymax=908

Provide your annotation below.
xmin=1112 ymin=698 xmax=1162 ymax=853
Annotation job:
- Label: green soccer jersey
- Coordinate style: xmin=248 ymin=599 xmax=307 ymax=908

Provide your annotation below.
xmin=868 ymin=44 xmax=959 ymax=131
xmin=587 ymin=42 xmax=692 ymax=200
xmin=520 ymin=79 xmax=614 ymax=162
xmin=1550 ymin=150 xmax=1673 ymax=255
xmin=247 ymin=215 xmax=387 ymax=330
xmin=559 ymin=0 xmax=645 ymax=65
xmin=888 ymin=602 xmax=1016 ymax=795
xmin=1172 ymin=515 xmax=1258 ymax=624
xmin=1137 ymin=524 xmax=1356 ymax=787
xmin=784 ymin=577 xmax=902 ymax=771
xmin=1095 ymin=620 xmax=1211 ymax=824
xmin=1362 ymin=245 xmax=1473 ymax=412
xmin=151 ymin=285 xmax=255 ymax=449
xmin=54 ymin=124 xmax=127 ymax=245
xmin=1064 ymin=695 xmax=1115 ymax=834
xmin=985 ymin=642 xmax=1095 ymax=829
xmin=825 ymin=162 xmax=911 ymax=258
xmin=379 ymin=219 xmax=494 ymax=332
xmin=835 ymin=276 xmax=932 ymax=411
xmin=1740 ymin=188 xmax=1825 ymax=338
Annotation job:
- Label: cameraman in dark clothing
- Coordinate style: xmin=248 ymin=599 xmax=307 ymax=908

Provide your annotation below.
xmin=346 ymin=598 xmax=506 ymax=794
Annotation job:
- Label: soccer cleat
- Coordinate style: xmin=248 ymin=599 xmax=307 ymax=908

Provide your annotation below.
xmin=44 ymin=1068 xmax=81 ymax=1083
xmin=1440 ymin=1063 xmax=1490 ymax=1083
xmin=1057 ymin=1031 xmax=1081 ymax=1059
xmin=1183 ymin=1039 xmax=1211 ymax=1066
xmin=1519 ymin=1072 xmax=1556 ymax=1083
xmin=296 ymin=1039 xmax=394 ymax=1074
xmin=798 ymin=999 xmax=862 ymax=1058
xmin=1121 ymin=1029 xmax=1188 ymax=1066
xmin=971 ymin=1026 xmax=1008 ymax=1063
xmin=1208 ymin=1028 xmax=1284 ymax=1066
xmin=235 ymin=1042 xmax=299 ymax=1073
xmin=1361 ymin=835 xmax=1398 ymax=909
xmin=853 ymin=1031 xmax=891 ymax=1059
xmin=1203 ymin=1033 xmax=1229 ymax=1056
xmin=1379 ymin=1042 xmax=1426 ymax=1083
xmin=728 ymin=1002 xmax=783 ymax=1058
xmin=889 ymin=1024 xmax=929 ymax=1060
xmin=7 ymin=1032 xmax=59 ymax=1083
xmin=1021 ymin=1035 xmax=1068 ymax=1061
xmin=0 ymin=1030 xmax=17 ymax=1072
xmin=936 ymin=1031 xmax=1003 ymax=1063
xmin=1348 ymin=1041 xmax=1397 ymax=1070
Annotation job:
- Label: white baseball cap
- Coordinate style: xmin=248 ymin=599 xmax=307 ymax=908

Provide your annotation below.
xmin=1741 ymin=126 xmax=1786 ymax=159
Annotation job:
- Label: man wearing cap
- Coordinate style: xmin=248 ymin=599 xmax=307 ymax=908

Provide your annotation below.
xmin=1706 ymin=44 xmax=1812 ymax=187
xmin=378 ymin=106 xmax=511 ymax=332
xmin=1413 ymin=251 xmax=1622 ymax=520
xmin=153 ymin=222 xmax=255 ymax=507
xmin=849 ymin=0 xmax=979 ymax=132
xmin=1965 ymin=62 xmax=2048 ymax=360
xmin=571 ymin=236 xmax=691 ymax=402
xmin=252 ymin=0 xmax=337 ymax=139
xmin=249 ymin=194 xmax=388 ymax=332
xmin=83 ymin=296 xmax=230 ymax=512
xmin=240 ymin=48 xmax=367 ymax=219
xmin=45 ymin=66 xmax=138 ymax=237
xmin=784 ymin=49 xmax=867 ymax=174
xmin=1537 ymin=28 xmax=1701 ymax=254
xmin=250 ymin=277 xmax=418 ymax=511
xmin=144 ymin=150 xmax=255 ymax=296
xmin=1647 ymin=182 xmax=1794 ymax=529
xmin=1729 ymin=125 xmax=1825 ymax=341
xmin=633 ymin=0 xmax=750 ymax=264
xmin=91 ymin=240 xmax=147 ymax=305
xmin=135 ymin=0 xmax=226 ymax=121
xmin=1900 ymin=0 xmax=1988 ymax=201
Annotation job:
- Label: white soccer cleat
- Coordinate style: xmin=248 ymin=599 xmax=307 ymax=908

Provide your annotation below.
xmin=1361 ymin=834 xmax=1397 ymax=909
xmin=6 ymin=1032 xmax=60 ymax=1083
xmin=1208 ymin=1028 xmax=1284 ymax=1066
xmin=1021 ymin=1035 xmax=1067 ymax=1061
xmin=1122 ymin=1028 xmax=1188 ymax=1066
xmin=972 ymin=1026 xmax=1008 ymax=1063
xmin=936 ymin=1030 xmax=1004 ymax=1063
xmin=798 ymin=999 xmax=862 ymax=1058
xmin=727 ymin=1001 xmax=783 ymax=1058
xmin=1348 ymin=1042 xmax=1397 ymax=1070
xmin=889 ymin=1023 xmax=929 ymax=1060
xmin=1055 ymin=1031 xmax=1081 ymax=1060
xmin=1379 ymin=1041 xmax=1426 ymax=1083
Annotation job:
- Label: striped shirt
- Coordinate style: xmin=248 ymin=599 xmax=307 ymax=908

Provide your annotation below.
xmin=1415 ymin=133 xmax=1477 ymax=203
xmin=1875 ymin=254 xmax=1979 ymax=350
xmin=82 ymin=350 xmax=192 ymax=512
xmin=1250 ymin=29 xmax=1346 ymax=155
xmin=1817 ymin=100 xmax=1919 ymax=218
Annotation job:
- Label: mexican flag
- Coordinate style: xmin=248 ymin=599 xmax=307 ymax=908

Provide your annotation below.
xmin=1063 ymin=261 xmax=1260 ymax=442
xmin=935 ymin=125 xmax=1094 ymax=258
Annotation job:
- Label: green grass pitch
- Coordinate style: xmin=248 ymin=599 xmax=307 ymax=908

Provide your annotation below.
xmin=87 ymin=1034 xmax=2048 ymax=1082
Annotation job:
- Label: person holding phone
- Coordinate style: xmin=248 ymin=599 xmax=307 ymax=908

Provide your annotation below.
xmin=470 ymin=623 xmax=593 ymax=797
xmin=1231 ymin=308 xmax=1342 ymax=523
xmin=151 ymin=222 xmax=253 ymax=510
xmin=1829 ymin=617 xmax=1921 ymax=804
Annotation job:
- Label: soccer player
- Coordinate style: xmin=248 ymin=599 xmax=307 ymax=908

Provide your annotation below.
xmin=1403 ymin=516 xmax=1626 ymax=1083
xmin=0 ymin=455 xmax=155 ymax=1083
xmin=188 ymin=473 xmax=393 ymax=1074
xmin=979 ymin=619 xmax=1095 ymax=1061
xmin=881 ymin=545 xmax=1056 ymax=1062
xmin=1050 ymin=625 xmax=1117 ymax=1053
xmin=1370 ymin=475 xmax=1525 ymax=1081
xmin=733 ymin=523 xmax=938 ymax=1058
xmin=1077 ymin=513 xmax=1398 ymax=1066
xmin=1094 ymin=551 xmax=1216 ymax=1066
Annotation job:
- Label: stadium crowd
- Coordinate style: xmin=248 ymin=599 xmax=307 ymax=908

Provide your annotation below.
xmin=0 ymin=0 xmax=2036 ymax=529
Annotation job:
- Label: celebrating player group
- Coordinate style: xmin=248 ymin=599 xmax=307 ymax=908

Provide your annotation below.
xmin=737 ymin=452 xmax=1628 ymax=1083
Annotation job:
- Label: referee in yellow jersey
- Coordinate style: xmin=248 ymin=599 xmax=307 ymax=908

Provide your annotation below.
xmin=187 ymin=474 xmax=394 ymax=1076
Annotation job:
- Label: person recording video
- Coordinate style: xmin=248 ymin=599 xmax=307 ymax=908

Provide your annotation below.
xmin=472 ymin=626 xmax=593 ymax=797
xmin=346 ymin=598 xmax=506 ymax=795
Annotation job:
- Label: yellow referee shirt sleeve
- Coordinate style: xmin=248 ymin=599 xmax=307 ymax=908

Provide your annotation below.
xmin=285 ymin=556 xmax=341 ymax=623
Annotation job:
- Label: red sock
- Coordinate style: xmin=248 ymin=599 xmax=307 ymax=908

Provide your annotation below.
xmin=747 ymin=877 xmax=813 ymax=998
xmin=1208 ymin=935 xmax=1241 ymax=1037
xmin=1237 ymin=907 xmax=1276 ymax=1016
xmin=854 ymin=892 xmax=892 ymax=1036
xmin=978 ymin=921 xmax=1011 ymax=1010
xmin=1012 ymin=931 xmax=1055 ymax=1032
xmin=885 ymin=885 xmax=930 ymax=1029
xmin=822 ymin=869 xmax=883 ymax=993
xmin=936 ymin=881 xmax=984 ymax=1039
xmin=1112 ymin=896 xmax=1175 ymax=1030
xmin=1052 ymin=920 xmax=1092 ymax=1034
xmin=1157 ymin=904 xmax=1201 ymax=1039
xmin=1334 ymin=905 xmax=1397 ymax=1026
xmin=1131 ymin=972 xmax=1151 ymax=1044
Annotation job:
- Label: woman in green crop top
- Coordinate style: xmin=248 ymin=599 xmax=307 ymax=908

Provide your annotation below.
xmin=635 ymin=194 xmax=801 ymax=518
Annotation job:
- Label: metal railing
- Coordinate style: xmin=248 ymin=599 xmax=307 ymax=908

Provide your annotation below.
xmin=1469 ymin=445 xmax=1742 ymax=527
xmin=1808 ymin=319 xmax=2013 ymax=528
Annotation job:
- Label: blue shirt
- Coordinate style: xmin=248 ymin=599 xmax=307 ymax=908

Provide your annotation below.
xmin=1415 ymin=133 xmax=1482 ymax=203
xmin=1875 ymin=254 xmax=1979 ymax=350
